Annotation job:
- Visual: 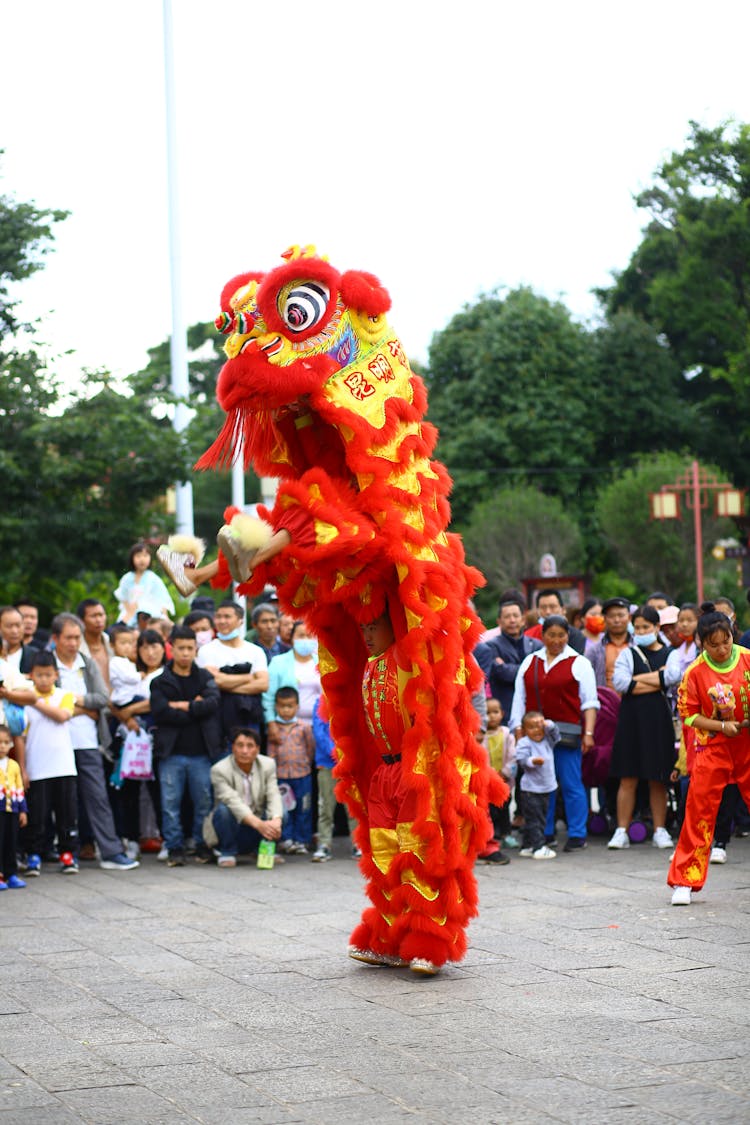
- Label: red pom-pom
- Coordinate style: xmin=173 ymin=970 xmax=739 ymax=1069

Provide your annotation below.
xmin=339 ymin=270 xmax=391 ymax=316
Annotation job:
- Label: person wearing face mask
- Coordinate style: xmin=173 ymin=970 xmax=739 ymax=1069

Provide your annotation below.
xmin=263 ymin=622 xmax=322 ymax=749
xmin=607 ymin=604 xmax=676 ymax=851
xmin=196 ymin=601 xmax=268 ymax=750
xmin=183 ymin=610 xmax=215 ymax=649
xmin=580 ymin=598 xmax=606 ymax=661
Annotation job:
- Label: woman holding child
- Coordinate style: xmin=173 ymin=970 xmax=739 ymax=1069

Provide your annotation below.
xmin=509 ymin=616 xmax=599 ymax=852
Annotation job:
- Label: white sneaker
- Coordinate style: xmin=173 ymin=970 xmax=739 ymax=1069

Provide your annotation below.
xmin=518 ymin=847 xmax=535 ymax=858
xmin=157 ymin=845 xmax=168 ymax=862
xmin=124 ymin=839 xmax=141 ymax=860
xmin=312 ymin=845 xmax=331 ymax=862
xmin=671 ymin=885 xmax=692 ymax=906
xmin=652 ymin=827 xmax=673 ymax=849
xmin=608 ymin=827 xmax=630 ymax=849
xmin=532 ymin=845 xmax=556 ymax=860
xmin=710 ymin=846 xmax=727 ymax=864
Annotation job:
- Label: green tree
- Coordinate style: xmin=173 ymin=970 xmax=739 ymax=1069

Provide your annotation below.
xmin=0 ymin=348 xmax=60 ymax=572
xmin=426 ymin=288 xmax=596 ymax=523
xmin=600 ymin=120 xmax=750 ymax=482
xmin=594 ymin=451 xmax=737 ymax=603
xmin=0 ymin=170 xmax=195 ymax=607
xmin=0 ymin=161 xmax=68 ymax=334
xmin=29 ymin=373 xmax=190 ymax=584
xmin=129 ymin=323 xmax=261 ymax=542
xmin=589 ymin=311 xmax=693 ymax=462
xmin=459 ymin=486 xmax=585 ymax=622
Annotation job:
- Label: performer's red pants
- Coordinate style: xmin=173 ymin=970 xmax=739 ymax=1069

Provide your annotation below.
xmin=668 ymin=734 xmax=750 ymax=889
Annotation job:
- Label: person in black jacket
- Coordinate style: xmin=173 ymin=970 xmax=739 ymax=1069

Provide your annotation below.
xmin=151 ymin=626 xmax=221 ymax=866
xmin=482 ymin=601 xmax=543 ymax=718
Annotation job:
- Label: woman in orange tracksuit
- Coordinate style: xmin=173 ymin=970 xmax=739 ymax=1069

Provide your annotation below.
xmin=669 ymin=603 xmax=750 ymax=905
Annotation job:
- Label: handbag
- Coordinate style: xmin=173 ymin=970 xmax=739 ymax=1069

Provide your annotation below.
xmin=533 ymin=657 xmax=581 ymax=747
xmin=119 ymin=727 xmax=154 ymax=780
xmin=555 ymin=720 xmax=582 ymax=748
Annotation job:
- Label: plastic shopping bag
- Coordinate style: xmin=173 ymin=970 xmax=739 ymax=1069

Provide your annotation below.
xmin=119 ymin=727 xmax=154 ymax=780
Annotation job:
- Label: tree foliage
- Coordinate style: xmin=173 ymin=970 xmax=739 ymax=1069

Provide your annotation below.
xmin=0 ymin=158 xmax=68 ymax=335
xmin=594 ymin=451 xmax=737 ymax=604
xmin=460 ymin=486 xmax=585 ymax=621
xmin=600 ymin=120 xmax=750 ymax=483
xmin=588 ymin=311 xmax=693 ymax=463
xmin=426 ymin=288 xmax=596 ymax=522
xmin=130 ymin=323 xmax=261 ymax=542
xmin=0 ymin=173 xmax=193 ymax=607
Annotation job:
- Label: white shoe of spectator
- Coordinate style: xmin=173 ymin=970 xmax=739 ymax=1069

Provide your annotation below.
xmin=217 ymin=855 xmax=237 ymax=868
xmin=532 ymin=845 xmax=556 ymax=860
xmin=278 ymin=839 xmax=295 ymax=854
xmin=652 ymin=827 xmax=673 ymax=849
xmin=710 ymin=846 xmax=727 ymax=864
xmin=124 ymin=839 xmax=141 ymax=860
xmin=312 ymin=845 xmax=331 ymax=862
xmin=608 ymin=827 xmax=630 ymax=849
xmin=518 ymin=847 xmax=535 ymax=857
xmin=157 ymin=845 xmax=168 ymax=861
xmin=671 ymin=885 xmax=692 ymax=906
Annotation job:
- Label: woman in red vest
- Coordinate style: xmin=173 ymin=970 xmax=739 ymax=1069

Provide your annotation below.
xmin=669 ymin=603 xmax=750 ymax=905
xmin=509 ymin=616 xmax=599 ymax=852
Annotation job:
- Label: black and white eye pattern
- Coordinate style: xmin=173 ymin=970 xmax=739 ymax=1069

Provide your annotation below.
xmin=280 ymin=282 xmax=331 ymax=334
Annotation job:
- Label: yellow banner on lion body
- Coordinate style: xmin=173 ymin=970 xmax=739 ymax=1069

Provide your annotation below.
xmin=323 ymin=334 xmax=414 ymax=432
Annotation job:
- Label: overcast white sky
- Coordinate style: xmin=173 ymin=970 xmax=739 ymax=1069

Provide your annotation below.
xmin=2 ymin=1 xmax=749 ymax=386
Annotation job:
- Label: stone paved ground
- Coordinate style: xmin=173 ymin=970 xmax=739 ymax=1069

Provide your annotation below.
xmin=1 ymin=834 xmax=749 ymax=1124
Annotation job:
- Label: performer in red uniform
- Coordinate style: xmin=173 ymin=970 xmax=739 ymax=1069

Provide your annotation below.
xmin=669 ymin=603 xmax=750 ymax=905
xmin=349 ymin=610 xmax=477 ymax=974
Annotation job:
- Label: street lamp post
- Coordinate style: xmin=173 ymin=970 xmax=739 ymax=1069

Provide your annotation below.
xmin=649 ymin=459 xmax=745 ymax=603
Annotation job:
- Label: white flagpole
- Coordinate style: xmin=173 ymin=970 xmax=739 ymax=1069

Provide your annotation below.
xmin=162 ymin=0 xmax=194 ymax=535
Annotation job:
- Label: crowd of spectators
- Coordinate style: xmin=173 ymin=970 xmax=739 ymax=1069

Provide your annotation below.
xmin=474 ymin=586 xmax=750 ymax=900
xmin=1 ymin=542 xmax=749 ymax=908
xmin=0 ymin=542 xmax=355 ymax=886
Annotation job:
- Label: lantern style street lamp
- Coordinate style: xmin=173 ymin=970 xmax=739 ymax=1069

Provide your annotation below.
xmin=648 ymin=460 xmax=746 ymax=603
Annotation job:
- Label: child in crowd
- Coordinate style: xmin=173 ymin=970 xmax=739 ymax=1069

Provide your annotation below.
xmin=109 ymin=626 xmax=143 ymax=731
xmin=23 ymin=651 xmax=79 ymax=875
xmin=109 ymin=628 xmax=167 ymax=858
xmin=311 ymin=695 xmax=359 ymax=862
xmin=515 ymin=711 xmax=560 ymax=860
xmin=114 ymin=542 xmax=175 ymax=627
xmin=0 ymin=724 xmax=27 ymax=888
xmin=485 ymin=697 xmax=517 ymax=848
xmin=267 ymin=685 xmax=314 ymax=855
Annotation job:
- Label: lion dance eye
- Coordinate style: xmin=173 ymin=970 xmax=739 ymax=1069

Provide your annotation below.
xmin=280 ymin=282 xmax=330 ymax=334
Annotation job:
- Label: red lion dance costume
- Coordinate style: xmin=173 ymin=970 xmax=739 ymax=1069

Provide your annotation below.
xmin=190 ymin=245 xmax=506 ymax=973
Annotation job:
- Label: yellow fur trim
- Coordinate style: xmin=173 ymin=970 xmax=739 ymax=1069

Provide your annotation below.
xmin=167 ymin=535 xmax=206 ymax=563
xmin=228 ymin=513 xmax=273 ymax=550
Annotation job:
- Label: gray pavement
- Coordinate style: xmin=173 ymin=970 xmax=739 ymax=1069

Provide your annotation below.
xmin=1 ymin=833 xmax=749 ymax=1124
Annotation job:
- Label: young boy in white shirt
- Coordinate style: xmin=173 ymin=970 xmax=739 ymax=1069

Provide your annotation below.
xmin=23 ymin=651 xmax=79 ymax=875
